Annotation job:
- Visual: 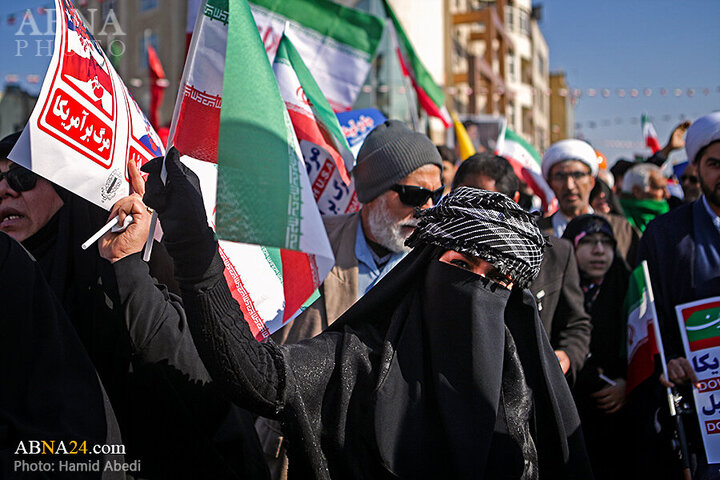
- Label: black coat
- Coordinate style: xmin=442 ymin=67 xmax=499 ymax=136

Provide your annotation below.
xmin=0 ymin=232 xmax=122 ymax=479
xmin=633 ymin=199 xmax=720 ymax=477
xmin=21 ymin=192 xmax=268 ymax=480
xmin=530 ymin=235 xmax=592 ymax=382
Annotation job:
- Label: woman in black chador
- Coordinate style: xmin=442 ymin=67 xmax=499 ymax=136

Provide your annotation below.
xmin=563 ymin=214 xmax=631 ymax=480
xmin=140 ymin=149 xmax=593 ymax=479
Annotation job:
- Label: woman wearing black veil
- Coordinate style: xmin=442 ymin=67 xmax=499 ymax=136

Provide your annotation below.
xmin=138 ymin=149 xmax=593 ymax=479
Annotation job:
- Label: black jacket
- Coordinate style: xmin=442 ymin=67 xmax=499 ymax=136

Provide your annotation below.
xmin=22 ymin=192 xmax=268 ymax=480
xmin=530 ymin=236 xmax=592 ymax=382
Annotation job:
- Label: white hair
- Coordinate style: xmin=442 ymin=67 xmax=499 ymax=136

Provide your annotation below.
xmin=622 ymin=163 xmax=661 ymax=194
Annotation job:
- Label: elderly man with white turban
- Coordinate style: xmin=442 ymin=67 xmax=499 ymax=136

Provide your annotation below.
xmin=633 ymin=112 xmax=720 ymax=480
xmin=538 ymin=138 xmax=640 ymax=264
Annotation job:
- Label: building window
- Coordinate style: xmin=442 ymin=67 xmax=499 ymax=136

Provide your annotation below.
xmin=537 ymin=54 xmax=545 ymax=76
xmin=140 ymin=0 xmax=158 ymax=12
xmin=506 ymin=6 xmax=514 ymax=31
xmin=508 ymin=51 xmax=515 ymax=82
xmin=518 ymin=9 xmax=530 ymax=36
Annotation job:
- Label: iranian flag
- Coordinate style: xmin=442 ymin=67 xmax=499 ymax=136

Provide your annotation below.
xmin=382 ymin=0 xmax=451 ymax=128
xmin=495 ymin=126 xmax=556 ymax=212
xmin=273 ymin=31 xmax=360 ymax=216
xmin=625 ymin=261 xmax=663 ymax=394
xmin=642 ymin=113 xmax=662 ymax=154
xmin=169 ymin=0 xmax=334 ymax=340
xmin=249 ymin=0 xmax=385 ymax=113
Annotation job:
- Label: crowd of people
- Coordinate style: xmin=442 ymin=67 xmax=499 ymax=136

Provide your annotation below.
xmin=1 ymin=111 xmax=720 ymax=479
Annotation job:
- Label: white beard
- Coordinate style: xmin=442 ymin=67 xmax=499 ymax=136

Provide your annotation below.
xmin=365 ymin=195 xmax=416 ymax=253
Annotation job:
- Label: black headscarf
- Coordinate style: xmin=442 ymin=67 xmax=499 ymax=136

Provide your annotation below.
xmin=0 ymin=232 xmax=123 ymax=478
xmin=562 ymin=214 xmax=630 ymax=385
xmin=297 ymin=188 xmax=591 ymax=479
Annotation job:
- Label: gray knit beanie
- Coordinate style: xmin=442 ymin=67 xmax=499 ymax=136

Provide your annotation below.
xmin=353 ymin=120 xmax=442 ymax=203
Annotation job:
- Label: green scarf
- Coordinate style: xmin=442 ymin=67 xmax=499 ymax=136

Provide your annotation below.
xmin=619 ymin=197 xmax=669 ymax=232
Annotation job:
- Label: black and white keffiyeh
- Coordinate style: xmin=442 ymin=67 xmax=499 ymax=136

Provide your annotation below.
xmin=405 ymin=186 xmax=548 ymax=288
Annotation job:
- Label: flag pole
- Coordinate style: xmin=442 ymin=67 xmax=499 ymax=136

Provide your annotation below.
xmin=142 ymin=0 xmax=209 ymax=262
xmin=641 ymin=261 xmax=692 ymax=479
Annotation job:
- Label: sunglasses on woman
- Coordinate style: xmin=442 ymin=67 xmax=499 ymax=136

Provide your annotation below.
xmin=0 ymin=165 xmax=38 ymax=192
xmin=389 ymin=184 xmax=444 ymax=208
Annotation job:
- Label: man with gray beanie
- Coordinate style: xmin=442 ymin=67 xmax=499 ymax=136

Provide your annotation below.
xmin=272 ymin=119 xmax=443 ymax=345
xmin=538 ymin=138 xmax=639 ymax=264
xmin=632 ymin=112 xmax=720 ymax=480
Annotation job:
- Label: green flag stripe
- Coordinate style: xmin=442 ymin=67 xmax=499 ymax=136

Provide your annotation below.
xmin=623 ymin=265 xmax=646 ymax=316
xmin=217 ymin=0 xmax=291 ymax=244
xmin=505 ymin=128 xmax=541 ymax=165
xmin=382 ymin=0 xmax=445 ymax=108
xmin=251 ymin=0 xmax=384 ymax=56
xmin=207 ymin=0 xmax=228 ymax=10
xmin=276 ymin=35 xmax=351 ymax=153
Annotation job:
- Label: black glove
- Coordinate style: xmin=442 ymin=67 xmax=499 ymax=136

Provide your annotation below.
xmin=142 ymin=147 xmax=219 ymax=284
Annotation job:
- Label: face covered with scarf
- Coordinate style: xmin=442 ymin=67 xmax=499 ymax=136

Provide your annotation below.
xmin=341 ymin=187 xmax=587 ymax=479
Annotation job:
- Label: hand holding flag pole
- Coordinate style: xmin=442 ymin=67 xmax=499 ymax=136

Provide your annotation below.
xmin=141 ymin=151 xmax=168 ymax=262
xmin=641 ymin=261 xmax=693 ymax=480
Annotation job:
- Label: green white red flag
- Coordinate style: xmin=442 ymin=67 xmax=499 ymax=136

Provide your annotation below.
xmin=381 ymin=0 xmax=451 ymax=128
xmin=170 ymin=0 xmax=334 ymax=340
xmin=625 ymin=261 xmax=662 ymax=394
xmin=495 ymin=126 xmax=557 ymax=213
xmin=249 ymin=0 xmax=385 ymax=113
xmin=642 ymin=113 xmax=662 ymax=154
xmin=273 ymin=31 xmax=360 ymax=216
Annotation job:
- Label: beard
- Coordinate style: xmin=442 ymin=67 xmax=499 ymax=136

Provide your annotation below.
xmin=366 ymin=196 xmax=417 ymax=253
xmin=699 ymin=173 xmax=720 ymax=208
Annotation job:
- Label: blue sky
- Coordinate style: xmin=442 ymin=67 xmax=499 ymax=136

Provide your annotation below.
xmin=541 ymin=0 xmax=720 ymax=164
xmin=0 ymin=1 xmax=55 ymax=95
xmin=2 ymin=0 xmax=719 ymax=165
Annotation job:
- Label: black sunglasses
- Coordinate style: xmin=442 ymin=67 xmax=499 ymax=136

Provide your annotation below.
xmin=389 ymin=184 xmax=444 ymax=207
xmin=0 ymin=165 xmax=38 ymax=192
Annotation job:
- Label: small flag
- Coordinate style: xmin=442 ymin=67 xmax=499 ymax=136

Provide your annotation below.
xmin=382 ymin=0 xmax=451 ymax=128
xmin=642 ymin=113 xmax=662 ymax=154
xmin=147 ymin=44 xmax=168 ymax=130
xmin=451 ymin=111 xmax=476 ymax=162
xmin=273 ymin=31 xmax=361 ymax=217
xmin=625 ymin=261 xmax=661 ymax=394
xmin=495 ymin=126 xmax=556 ymax=212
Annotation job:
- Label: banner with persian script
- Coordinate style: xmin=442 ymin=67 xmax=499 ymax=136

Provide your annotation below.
xmin=9 ymin=0 xmax=164 ymax=209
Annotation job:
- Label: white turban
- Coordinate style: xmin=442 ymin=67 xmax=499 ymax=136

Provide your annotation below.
xmin=685 ymin=112 xmax=720 ymax=163
xmin=541 ymin=139 xmax=599 ymax=179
